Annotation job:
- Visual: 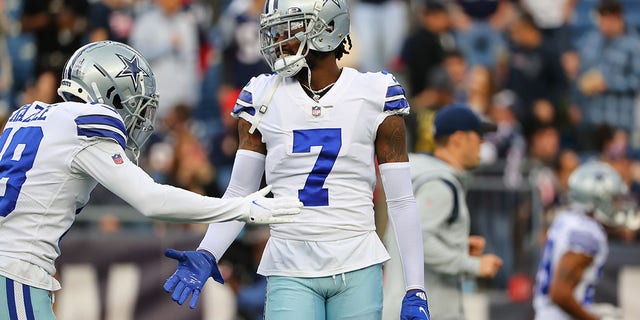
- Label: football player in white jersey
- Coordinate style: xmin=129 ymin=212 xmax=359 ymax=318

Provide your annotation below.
xmin=0 ymin=41 xmax=302 ymax=320
xmin=534 ymin=160 xmax=631 ymax=320
xmin=162 ymin=0 xmax=430 ymax=319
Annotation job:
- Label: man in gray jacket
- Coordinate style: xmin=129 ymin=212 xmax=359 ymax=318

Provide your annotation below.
xmin=383 ymin=104 xmax=503 ymax=320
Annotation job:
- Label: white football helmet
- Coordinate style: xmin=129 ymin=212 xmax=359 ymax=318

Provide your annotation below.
xmin=259 ymin=0 xmax=350 ymax=77
xmin=57 ymin=41 xmax=159 ymax=160
xmin=568 ymin=160 xmax=637 ymax=229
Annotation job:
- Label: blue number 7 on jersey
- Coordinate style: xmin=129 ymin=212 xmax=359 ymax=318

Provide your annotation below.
xmin=292 ymin=128 xmax=342 ymax=206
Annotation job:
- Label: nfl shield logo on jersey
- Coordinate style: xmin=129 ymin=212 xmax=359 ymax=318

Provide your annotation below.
xmin=312 ymin=106 xmax=321 ymax=117
xmin=112 ymin=153 xmax=124 ymax=164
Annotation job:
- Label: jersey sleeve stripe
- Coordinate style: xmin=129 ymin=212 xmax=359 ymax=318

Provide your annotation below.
xmin=384 ymin=83 xmax=409 ymax=111
xmin=75 ymin=114 xmax=127 ymax=134
xmin=77 ymin=123 xmax=127 ymax=135
xmin=386 ymin=84 xmax=404 ymax=98
xmin=232 ymin=105 xmax=256 ymax=116
xmin=238 ymin=89 xmax=253 ymax=104
xmin=384 ymin=98 xmax=409 ymax=111
xmin=75 ymin=114 xmax=127 ymax=149
xmin=77 ymin=127 xmax=127 ymax=149
xmin=232 ymin=90 xmax=256 ymax=116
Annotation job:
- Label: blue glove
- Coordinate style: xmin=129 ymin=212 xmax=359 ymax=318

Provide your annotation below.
xmin=400 ymin=289 xmax=430 ymax=320
xmin=163 ymin=249 xmax=224 ymax=309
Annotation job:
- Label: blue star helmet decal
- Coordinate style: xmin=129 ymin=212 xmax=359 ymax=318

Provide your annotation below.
xmin=323 ymin=0 xmax=341 ymax=8
xmin=115 ymin=53 xmax=149 ymax=91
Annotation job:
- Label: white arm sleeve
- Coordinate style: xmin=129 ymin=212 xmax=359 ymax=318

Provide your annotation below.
xmin=198 ymin=149 xmax=266 ymax=260
xmin=379 ymin=162 xmax=425 ymax=291
xmin=72 ymin=140 xmax=248 ymax=223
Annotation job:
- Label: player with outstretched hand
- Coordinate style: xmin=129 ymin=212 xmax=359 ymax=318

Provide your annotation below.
xmin=0 ymin=41 xmax=301 ymax=320
xmin=163 ymin=0 xmax=430 ymax=319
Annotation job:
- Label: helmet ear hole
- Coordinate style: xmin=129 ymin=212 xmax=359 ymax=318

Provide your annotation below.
xmin=326 ymin=21 xmax=335 ymax=32
xmin=112 ymin=95 xmax=123 ymax=109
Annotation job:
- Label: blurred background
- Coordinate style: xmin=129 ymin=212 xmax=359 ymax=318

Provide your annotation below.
xmin=2 ymin=0 xmax=640 ymax=319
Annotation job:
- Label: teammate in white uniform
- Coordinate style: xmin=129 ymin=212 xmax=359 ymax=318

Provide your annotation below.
xmin=0 ymin=41 xmax=301 ymax=320
xmin=534 ymin=160 xmax=628 ymax=320
xmin=163 ymin=1 xmax=430 ymax=319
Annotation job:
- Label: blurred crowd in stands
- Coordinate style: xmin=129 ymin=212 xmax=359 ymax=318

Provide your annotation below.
xmin=2 ymin=0 xmax=640 ymax=318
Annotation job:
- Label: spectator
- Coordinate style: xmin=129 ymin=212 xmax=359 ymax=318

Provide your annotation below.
xmin=20 ymin=0 xmax=89 ymax=103
xmin=593 ymin=124 xmax=638 ymax=193
xmin=465 ymin=65 xmax=495 ymax=115
xmin=528 ymin=124 xmax=563 ymax=246
xmin=554 ymin=148 xmax=580 ymax=195
xmin=384 ymin=104 xmax=502 ymax=320
xmin=217 ymin=0 xmax=270 ymax=91
xmin=164 ymin=105 xmax=217 ymax=197
xmin=405 ymin=67 xmax=455 ymax=153
xmin=129 ymin=0 xmax=200 ymax=119
xmin=400 ymin=0 xmax=455 ymax=99
xmin=351 ymin=0 xmax=409 ymax=72
xmin=504 ymin=10 xmax=569 ymax=137
xmin=575 ymin=0 xmax=640 ymax=148
xmin=442 ymin=49 xmax=469 ymax=103
xmin=529 ymin=125 xmax=562 ymax=197
xmin=521 ymin=0 xmax=577 ymax=53
xmin=485 ymin=89 xmax=526 ymax=190
xmin=88 ymin=0 xmax=135 ymax=43
xmin=3 ymin=0 xmax=35 ymax=110
xmin=452 ymin=0 xmax=509 ymax=69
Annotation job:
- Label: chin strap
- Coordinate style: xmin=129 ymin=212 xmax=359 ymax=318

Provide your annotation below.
xmin=249 ymin=75 xmax=283 ymax=134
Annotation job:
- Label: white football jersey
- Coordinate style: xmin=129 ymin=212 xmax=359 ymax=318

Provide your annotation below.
xmin=0 ymin=101 xmax=126 ymax=290
xmin=533 ymin=209 xmax=608 ymax=320
xmin=232 ymin=67 xmax=409 ymax=277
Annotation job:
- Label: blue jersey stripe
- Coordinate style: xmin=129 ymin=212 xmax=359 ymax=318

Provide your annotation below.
xmin=238 ymin=90 xmax=253 ymax=105
xmin=22 ymin=284 xmax=34 ymax=320
xmin=386 ymin=84 xmax=404 ymax=98
xmin=6 ymin=278 xmax=17 ymax=320
xmin=232 ymin=104 xmax=256 ymax=116
xmin=75 ymin=114 xmax=127 ymax=135
xmin=77 ymin=127 xmax=127 ymax=150
xmin=384 ymin=98 xmax=409 ymax=111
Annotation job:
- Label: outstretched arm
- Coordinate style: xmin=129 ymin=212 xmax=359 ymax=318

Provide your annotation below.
xmin=72 ymin=139 xmax=296 ymax=224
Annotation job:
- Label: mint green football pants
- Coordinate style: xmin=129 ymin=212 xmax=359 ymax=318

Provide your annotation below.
xmin=264 ymin=263 xmax=383 ymax=320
